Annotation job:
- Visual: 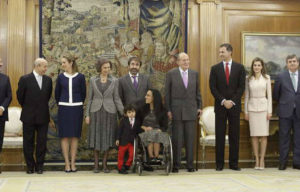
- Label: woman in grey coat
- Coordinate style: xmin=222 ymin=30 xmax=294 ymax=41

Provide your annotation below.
xmin=85 ymin=58 xmax=123 ymax=173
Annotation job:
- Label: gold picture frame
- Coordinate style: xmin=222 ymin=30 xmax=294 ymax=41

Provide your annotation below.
xmin=241 ymin=32 xmax=300 ymax=79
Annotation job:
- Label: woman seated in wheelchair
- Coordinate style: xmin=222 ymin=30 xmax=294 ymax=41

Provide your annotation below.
xmin=139 ymin=89 xmax=170 ymax=164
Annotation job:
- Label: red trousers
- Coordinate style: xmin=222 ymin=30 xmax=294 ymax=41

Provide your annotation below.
xmin=118 ymin=143 xmax=134 ymax=170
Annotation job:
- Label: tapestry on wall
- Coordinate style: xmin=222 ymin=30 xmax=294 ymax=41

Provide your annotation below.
xmin=41 ymin=0 xmax=187 ymax=161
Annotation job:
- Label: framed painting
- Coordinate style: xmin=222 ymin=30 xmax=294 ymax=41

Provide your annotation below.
xmin=241 ymin=32 xmax=300 ymax=79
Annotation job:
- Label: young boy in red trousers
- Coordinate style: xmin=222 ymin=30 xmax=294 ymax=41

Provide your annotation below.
xmin=116 ymin=105 xmax=141 ymax=174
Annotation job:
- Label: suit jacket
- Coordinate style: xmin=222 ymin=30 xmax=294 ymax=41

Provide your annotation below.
xmin=273 ymin=70 xmax=300 ymax=118
xmin=0 ymin=73 xmax=12 ymax=121
xmin=165 ymin=68 xmax=202 ymax=120
xmin=117 ymin=117 xmax=141 ymax=146
xmin=118 ymin=73 xmax=151 ymax=107
xmin=17 ymin=72 xmax=53 ymax=124
xmin=209 ymin=61 xmax=245 ymax=113
xmin=244 ymin=75 xmax=272 ymax=113
xmin=85 ymin=75 xmax=124 ymax=116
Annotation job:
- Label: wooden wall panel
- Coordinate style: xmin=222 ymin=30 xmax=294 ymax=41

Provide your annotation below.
xmin=0 ymin=0 xmax=8 ymax=74
xmin=188 ymin=0 xmax=300 ymax=167
xmin=7 ymin=0 xmax=26 ymax=106
xmin=1 ymin=0 xmax=38 ymax=106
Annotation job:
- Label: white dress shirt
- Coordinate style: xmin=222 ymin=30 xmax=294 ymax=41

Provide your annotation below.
xmin=129 ymin=72 xmax=139 ymax=84
xmin=221 ymin=59 xmax=235 ymax=106
xmin=179 ymin=67 xmax=189 ymax=79
xmin=289 ymin=70 xmax=298 ymax=92
xmin=33 ymin=70 xmax=42 ymax=89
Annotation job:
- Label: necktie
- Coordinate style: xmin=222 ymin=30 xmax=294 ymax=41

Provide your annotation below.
xmin=182 ymin=71 xmax=188 ymax=88
xmin=132 ymin=76 xmax=138 ymax=90
xmin=291 ymin=72 xmax=297 ymax=91
xmin=225 ymin=63 xmax=230 ymax=85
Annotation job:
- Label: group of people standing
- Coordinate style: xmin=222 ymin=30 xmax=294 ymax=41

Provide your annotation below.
xmin=0 ymin=42 xmax=299 ymax=175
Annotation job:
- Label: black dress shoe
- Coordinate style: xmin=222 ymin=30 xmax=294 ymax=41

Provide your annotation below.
xmin=71 ymin=169 xmax=77 ymax=172
xmin=65 ymin=169 xmax=71 ymax=173
xmin=26 ymin=169 xmax=34 ymax=174
xmin=172 ymin=168 xmax=179 ymax=173
xmin=124 ymin=165 xmax=130 ymax=171
xmin=187 ymin=168 xmax=195 ymax=172
xmin=216 ymin=166 xmax=223 ymax=171
xmin=279 ymin=163 xmax=287 ymax=170
xmin=36 ymin=169 xmax=43 ymax=174
xmin=293 ymin=164 xmax=300 ymax=170
xmin=118 ymin=168 xmax=128 ymax=174
xmin=229 ymin=166 xmax=241 ymax=171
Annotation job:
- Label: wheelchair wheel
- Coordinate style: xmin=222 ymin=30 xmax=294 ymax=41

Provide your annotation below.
xmin=165 ymin=161 xmax=171 ymax=175
xmin=168 ymin=136 xmax=173 ymax=172
xmin=137 ymin=163 xmax=143 ymax=176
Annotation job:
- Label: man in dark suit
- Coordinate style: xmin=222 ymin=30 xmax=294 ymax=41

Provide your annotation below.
xmin=273 ymin=54 xmax=300 ymax=170
xmin=0 ymin=57 xmax=12 ymax=173
xmin=119 ymin=56 xmax=151 ymax=109
xmin=209 ymin=43 xmax=245 ymax=171
xmin=165 ymin=52 xmax=202 ymax=173
xmin=17 ymin=58 xmax=52 ymax=174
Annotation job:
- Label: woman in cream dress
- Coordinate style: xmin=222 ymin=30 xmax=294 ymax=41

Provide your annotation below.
xmin=244 ymin=57 xmax=272 ymax=170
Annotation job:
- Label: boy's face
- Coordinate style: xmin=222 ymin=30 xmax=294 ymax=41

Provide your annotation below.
xmin=126 ymin=110 xmax=136 ymax=119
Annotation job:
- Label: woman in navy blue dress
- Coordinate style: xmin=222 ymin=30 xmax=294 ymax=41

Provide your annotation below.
xmin=55 ymin=54 xmax=86 ymax=172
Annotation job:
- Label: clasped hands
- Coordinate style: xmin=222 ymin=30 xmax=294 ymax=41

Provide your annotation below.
xmin=223 ymin=100 xmax=234 ymax=109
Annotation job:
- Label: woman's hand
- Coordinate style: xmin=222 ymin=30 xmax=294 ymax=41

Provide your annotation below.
xmin=147 ymin=127 xmax=153 ymax=131
xmin=267 ymin=113 xmax=272 ymax=120
xmin=244 ymin=114 xmax=249 ymax=121
xmin=85 ymin=117 xmax=90 ymax=125
xmin=157 ymin=129 xmax=161 ymax=132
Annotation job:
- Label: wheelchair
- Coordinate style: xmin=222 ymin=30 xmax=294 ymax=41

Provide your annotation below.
xmin=132 ymin=135 xmax=173 ymax=176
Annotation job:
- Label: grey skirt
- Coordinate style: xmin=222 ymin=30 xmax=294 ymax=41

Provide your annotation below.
xmin=139 ymin=129 xmax=170 ymax=147
xmin=88 ymin=107 xmax=117 ymax=152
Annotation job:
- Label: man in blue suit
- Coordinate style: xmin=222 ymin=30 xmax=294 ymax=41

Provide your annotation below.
xmin=0 ymin=57 xmax=12 ymax=173
xmin=274 ymin=54 xmax=300 ymax=170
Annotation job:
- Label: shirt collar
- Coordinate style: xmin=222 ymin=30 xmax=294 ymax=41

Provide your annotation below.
xmin=179 ymin=67 xmax=188 ymax=73
xmin=223 ymin=59 xmax=233 ymax=66
xmin=289 ymin=70 xmax=298 ymax=76
xmin=129 ymin=72 xmax=139 ymax=78
xmin=64 ymin=72 xmax=78 ymax=78
xmin=33 ymin=70 xmax=41 ymax=77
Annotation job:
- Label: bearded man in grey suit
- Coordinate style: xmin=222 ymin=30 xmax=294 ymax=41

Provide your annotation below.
xmin=118 ymin=57 xmax=151 ymax=110
xmin=165 ymin=52 xmax=202 ymax=173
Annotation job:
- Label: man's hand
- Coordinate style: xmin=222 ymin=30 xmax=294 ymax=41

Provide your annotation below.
xmin=0 ymin=108 xmax=3 ymax=116
xmin=116 ymin=140 xmax=119 ymax=146
xmin=198 ymin=109 xmax=202 ymax=118
xmin=224 ymin=100 xmax=233 ymax=109
xmin=167 ymin=111 xmax=172 ymax=120
xmin=85 ymin=117 xmax=90 ymax=125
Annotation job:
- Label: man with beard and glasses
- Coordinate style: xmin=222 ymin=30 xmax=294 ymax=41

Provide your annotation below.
xmin=118 ymin=56 xmax=152 ymax=171
xmin=119 ymin=56 xmax=151 ymax=110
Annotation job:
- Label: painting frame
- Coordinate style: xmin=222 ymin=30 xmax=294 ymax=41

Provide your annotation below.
xmin=241 ymin=32 xmax=300 ymax=80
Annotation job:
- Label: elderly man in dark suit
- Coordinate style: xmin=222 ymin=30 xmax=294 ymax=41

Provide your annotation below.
xmin=118 ymin=56 xmax=151 ymax=109
xmin=0 ymin=57 xmax=12 ymax=173
xmin=274 ymin=54 xmax=300 ymax=170
xmin=209 ymin=43 xmax=245 ymax=171
xmin=17 ymin=58 xmax=52 ymax=174
xmin=165 ymin=52 xmax=202 ymax=173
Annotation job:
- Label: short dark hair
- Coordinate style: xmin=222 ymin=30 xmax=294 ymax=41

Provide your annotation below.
xmin=220 ymin=43 xmax=233 ymax=52
xmin=286 ymin=54 xmax=299 ymax=63
xmin=128 ymin=56 xmax=142 ymax=66
xmin=95 ymin=57 xmax=112 ymax=72
xmin=124 ymin=104 xmax=136 ymax=114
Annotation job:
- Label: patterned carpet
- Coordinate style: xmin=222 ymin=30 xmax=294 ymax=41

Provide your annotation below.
xmin=0 ymin=168 xmax=300 ymax=192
